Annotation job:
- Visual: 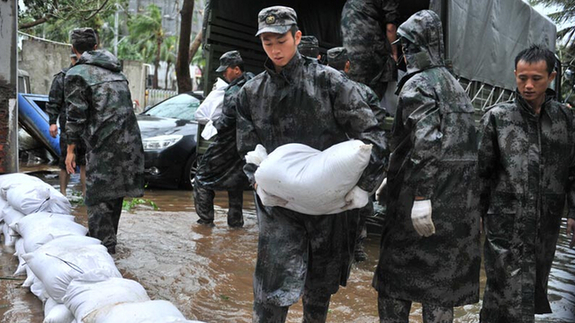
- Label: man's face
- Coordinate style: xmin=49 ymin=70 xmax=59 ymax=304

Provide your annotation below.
xmin=260 ymin=30 xmax=301 ymax=69
xmin=515 ymin=59 xmax=556 ymax=107
xmin=222 ymin=66 xmax=240 ymax=83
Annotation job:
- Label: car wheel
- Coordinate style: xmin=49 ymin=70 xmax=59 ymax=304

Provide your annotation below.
xmin=181 ymin=153 xmax=197 ymax=190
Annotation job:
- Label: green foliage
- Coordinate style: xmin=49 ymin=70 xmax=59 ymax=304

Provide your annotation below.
xmin=122 ymin=198 xmax=159 ymax=212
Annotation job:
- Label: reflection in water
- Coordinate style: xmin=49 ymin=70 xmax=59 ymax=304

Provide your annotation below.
xmin=1 ymin=169 xmax=574 ymax=322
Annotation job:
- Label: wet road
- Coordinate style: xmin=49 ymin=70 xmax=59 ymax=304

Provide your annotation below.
xmin=1 ymin=167 xmax=574 ymax=322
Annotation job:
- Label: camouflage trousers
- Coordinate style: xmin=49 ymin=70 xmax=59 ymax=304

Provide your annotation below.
xmin=378 ymin=293 xmax=454 ymax=323
xmin=253 ymin=291 xmax=331 ymax=323
xmin=87 ymin=197 xmax=124 ymax=253
xmin=193 ymin=185 xmax=244 ymax=227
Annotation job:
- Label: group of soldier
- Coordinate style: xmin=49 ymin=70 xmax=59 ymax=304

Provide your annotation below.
xmin=46 ymin=1 xmax=575 ymax=323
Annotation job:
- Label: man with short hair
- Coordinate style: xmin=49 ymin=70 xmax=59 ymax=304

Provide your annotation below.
xmin=65 ymin=27 xmax=145 ymax=254
xmin=298 ymin=35 xmax=321 ymax=60
xmin=372 ymin=10 xmax=480 ymax=323
xmin=194 ymin=50 xmax=254 ymax=227
xmin=236 ymin=6 xmax=387 ymax=322
xmin=478 ymin=44 xmax=575 ymax=322
xmin=46 ymin=48 xmax=86 ymax=196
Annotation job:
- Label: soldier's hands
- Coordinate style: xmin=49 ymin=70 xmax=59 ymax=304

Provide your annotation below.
xmin=65 ymin=152 xmax=76 ymax=174
xmin=411 ymin=200 xmax=435 ymax=237
xmin=567 ymin=218 xmax=575 ymax=248
xmin=49 ymin=124 xmax=58 ymax=138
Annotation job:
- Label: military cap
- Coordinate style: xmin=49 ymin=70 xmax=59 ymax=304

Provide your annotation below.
xmin=70 ymin=27 xmax=98 ymax=47
xmin=255 ymin=6 xmax=297 ymax=36
xmin=327 ymin=47 xmax=349 ymax=65
xmin=215 ymin=50 xmax=243 ymax=73
xmin=299 ymin=36 xmax=319 ymax=49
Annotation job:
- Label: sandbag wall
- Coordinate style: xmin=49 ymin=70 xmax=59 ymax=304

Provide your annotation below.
xmin=0 ymin=173 xmax=203 ymax=323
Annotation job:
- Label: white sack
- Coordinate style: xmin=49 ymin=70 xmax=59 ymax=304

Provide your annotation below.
xmin=84 ymin=300 xmax=186 ymax=323
xmin=0 ymin=196 xmax=7 ymax=223
xmin=43 ymin=298 xmax=75 ymax=323
xmin=64 ymin=278 xmax=150 ymax=321
xmin=2 ymin=223 xmax=17 ymax=247
xmin=47 ymin=187 xmax=72 ymax=214
xmin=198 ymin=78 xmax=228 ymax=139
xmin=254 ymin=140 xmax=372 ymax=215
xmin=22 ymin=237 xmax=121 ymax=302
xmin=23 ymin=264 xmax=36 ymax=287
xmin=14 ymin=237 xmax=27 ymax=276
xmin=31 ymin=277 xmax=49 ymax=302
xmin=2 ymin=206 xmax=25 ymax=226
xmin=6 ymin=184 xmax=51 ymax=215
xmin=0 ymin=173 xmax=44 ymax=200
xmin=10 ymin=212 xmax=86 ymax=253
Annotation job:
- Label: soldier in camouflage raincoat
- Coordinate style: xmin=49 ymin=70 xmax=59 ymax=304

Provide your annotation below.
xmin=341 ymin=0 xmax=399 ymax=98
xmin=65 ymin=28 xmax=145 ymax=254
xmin=327 ymin=46 xmax=387 ymax=262
xmin=46 ymin=50 xmax=87 ymax=196
xmin=236 ymin=6 xmax=387 ymax=323
xmin=194 ymin=50 xmax=254 ymax=227
xmin=372 ymin=10 xmax=480 ymax=322
xmin=478 ymin=45 xmax=575 ymax=323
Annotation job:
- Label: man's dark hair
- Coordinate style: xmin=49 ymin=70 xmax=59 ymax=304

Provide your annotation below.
xmin=289 ymin=25 xmax=299 ymax=37
xmin=70 ymin=28 xmax=98 ymax=54
xmin=514 ymin=44 xmax=556 ymax=75
xmin=329 ymin=60 xmax=347 ymax=72
xmin=230 ymin=63 xmax=245 ymax=72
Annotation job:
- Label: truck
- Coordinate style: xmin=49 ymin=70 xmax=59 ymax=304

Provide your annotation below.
xmin=200 ymin=0 xmax=559 ymax=231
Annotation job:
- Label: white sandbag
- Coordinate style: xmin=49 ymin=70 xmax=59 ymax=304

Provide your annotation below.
xmin=22 ymin=237 xmax=121 ymax=302
xmin=43 ymin=298 xmax=75 ymax=323
xmin=23 ymin=264 xmax=36 ymax=287
xmin=47 ymin=187 xmax=72 ymax=214
xmin=0 ymin=173 xmax=44 ymax=200
xmin=2 ymin=223 xmax=17 ymax=247
xmin=6 ymin=184 xmax=51 ymax=215
xmin=64 ymin=278 xmax=150 ymax=321
xmin=10 ymin=212 xmax=87 ymax=253
xmin=2 ymin=205 xmax=25 ymax=226
xmin=195 ymin=77 xmax=227 ymax=125
xmin=14 ymin=237 xmax=27 ymax=276
xmin=31 ymin=277 xmax=49 ymax=302
xmin=254 ymin=140 xmax=372 ymax=215
xmin=0 ymin=196 xmax=7 ymax=223
xmin=84 ymin=300 xmax=186 ymax=323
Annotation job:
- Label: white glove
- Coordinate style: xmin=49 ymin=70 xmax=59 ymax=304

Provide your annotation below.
xmin=411 ymin=200 xmax=435 ymax=237
xmin=341 ymin=186 xmax=370 ymax=211
xmin=256 ymin=185 xmax=288 ymax=207
xmin=375 ymin=177 xmax=387 ymax=202
xmin=245 ymin=144 xmax=268 ymax=166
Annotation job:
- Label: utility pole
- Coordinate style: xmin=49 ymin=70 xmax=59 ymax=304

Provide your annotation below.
xmin=114 ymin=4 xmax=120 ymax=56
xmin=0 ymin=0 xmax=18 ymax=173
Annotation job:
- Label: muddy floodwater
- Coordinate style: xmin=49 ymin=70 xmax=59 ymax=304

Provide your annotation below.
xmin=1 ymin=167 xmax=574 ymax=322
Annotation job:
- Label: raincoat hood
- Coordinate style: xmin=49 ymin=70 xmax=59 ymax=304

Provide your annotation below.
xmin=397 ymin=10 xmax=444 ymax=75
xmin=77 ymin=50 xmax=122 ymax=73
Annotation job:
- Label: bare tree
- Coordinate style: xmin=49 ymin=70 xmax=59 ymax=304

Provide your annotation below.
xmin=176 ymin=0 xmax=194 ymax=93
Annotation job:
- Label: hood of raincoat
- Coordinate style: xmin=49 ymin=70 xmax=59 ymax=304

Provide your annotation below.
xmin=76 ymin=49 xmax=122 ymax=73
xmin=397 ymin=10 xmax=444 ymax=75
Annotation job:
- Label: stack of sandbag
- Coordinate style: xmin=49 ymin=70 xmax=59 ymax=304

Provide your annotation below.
xmin=253 ymin=140 xmax=372 ymax=214
xmin=0 ymin=173 xmax=204 ymax=323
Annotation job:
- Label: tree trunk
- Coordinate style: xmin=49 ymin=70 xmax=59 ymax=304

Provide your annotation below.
xmin=176 ymin=0 xmax=193 ymax=93
xmin=188 ymin=30 xmax=203 ymax=65
xmin=165 ymin=61 xmax=171 ymax=89
xmin=153 ymin=37 xmax=162 ymax=89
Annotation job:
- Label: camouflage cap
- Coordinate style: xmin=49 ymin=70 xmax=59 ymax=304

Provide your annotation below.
xmin=255 ymin=6 xmax=297 ymax=36
xmin=327 ymin=47 xmax=349 ymax=65
xmin=215 ymin=50 xmax=243 ymax=73
xmin=70 ymin=27 xmax=98 ymax=47
xmin=298 ymin=36 xmax=319 ymax=49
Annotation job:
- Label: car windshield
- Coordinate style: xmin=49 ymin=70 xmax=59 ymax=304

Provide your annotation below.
xmin=144 ymin=94 xmax=200 ymax=121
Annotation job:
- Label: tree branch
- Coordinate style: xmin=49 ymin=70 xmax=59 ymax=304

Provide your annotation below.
xmin=18 ymin=16 xmax=50 ymax=29
xmin=84 ymin=0 xmax=110 ymax=20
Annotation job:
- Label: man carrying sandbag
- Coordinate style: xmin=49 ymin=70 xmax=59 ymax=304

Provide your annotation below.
xmin=194 ymin=50 xmax=254 ymax=228
xmin=372 ymin=10 xmax=480 ymax=323
xmin=235 ymin=6 xmax=387 ymax=322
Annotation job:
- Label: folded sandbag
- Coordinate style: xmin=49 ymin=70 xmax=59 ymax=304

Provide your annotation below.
xmin=83 ymin=300 xmax=188 ymax=323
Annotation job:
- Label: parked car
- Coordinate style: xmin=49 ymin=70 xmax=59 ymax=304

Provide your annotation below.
xmin=137 ymin=92 xmax=203 ymax=190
